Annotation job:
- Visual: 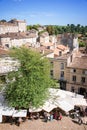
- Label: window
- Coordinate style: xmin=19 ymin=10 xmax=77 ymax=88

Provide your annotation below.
xmin=70 ymin=55 xmax=73 ymax=62
xmin=71 ymin=86 xmax=74 ymax=92
xmin=47 ymin=46 xmax=50 ymax=49
xmin=82 ymin=70 xmax=87 ymax=75
xmin=61 ymin=63 xmax=64 ymax=69
xmin=59 ymin=51 xmax=62 ymax=56
xmin=81 ymin=77 xmax=85 ymax=83
xmin=5 ymin=44 xmax=9 ymax=48
xmin=60 ymin=71 xmax=64 ymax=77
xmin=73 ymin=69 xmax=76 ymax=72
xmin=50 ymin=61 xmax=53 ymax=69
xmin=50 ymin=70 xmax=53 ymax=77
xmin=72 ymin=75 xmax=76 ymax=82
xmin=71 ymin=69 xmax=76 ymax=73
xmin=82 ymin=70 xmax=85 ymax=74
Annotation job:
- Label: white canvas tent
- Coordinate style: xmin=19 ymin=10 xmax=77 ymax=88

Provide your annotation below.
xmin=29 ymin=107 xmax=42 ymax=113
xmin=28 ymin=89 xmax=87 ymax=113
xmin=55 ymin=100 xmax=74 ymax=112
xmin=0 ymin=106 xmax=14 ymax=123
xmin=12 ymin=110 xmax=27 ymax=117
xmin=42 ymin=100 xmax=57 ymax=112
xmin=0 ymin=88 xmax=87 ymax=116
xmin=0 ymin=107 xmax=3 ymax=123
xmin=72 ymin=98 xmax=87 ymax=106
xmin=1 ymin=107 xmax=14 ymax=116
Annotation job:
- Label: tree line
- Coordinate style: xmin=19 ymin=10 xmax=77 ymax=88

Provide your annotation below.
xmin=27 ymin=24 xmax=87 ymax=36
xmin=1 ymin=19 xmax=87 ymax=36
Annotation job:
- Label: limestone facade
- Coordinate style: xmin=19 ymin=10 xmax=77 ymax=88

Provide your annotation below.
xmin=0 ymin=20 xmax=26 ymax=34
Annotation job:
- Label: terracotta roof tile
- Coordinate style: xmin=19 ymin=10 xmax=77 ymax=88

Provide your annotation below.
xmin=57 ymin=44 xmax=68 ymax=51
xmin=68 ymin=55 xmax=87 ymax=69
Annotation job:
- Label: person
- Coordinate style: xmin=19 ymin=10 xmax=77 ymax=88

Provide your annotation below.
xmin=53 ymin=111 xmax=58 ymax=120
xmin=47 ymin=113 xmax=50 ymax=121
xmin=50 ymin=112 xmax=53 ymax=121
xmin=44 ymin=112 xmax=48 ymax=122
xmin=58 ymin=112 xmax=62 ymax=120
xmin=85 ymin=106 xmax=87 ymax=116
xmin=17 ymin=117 xmax=23 ymax=126
xmin=36 ymin=112 xmax=40 ymax=119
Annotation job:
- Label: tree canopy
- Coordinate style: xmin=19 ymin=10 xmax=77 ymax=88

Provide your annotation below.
xmin=5 ymin=47 xmax=52 ymax=109
xmin=27 ymin=24 xmax=40 ymax=31
xmin=27 ymin=24 xmax=87 ymax=36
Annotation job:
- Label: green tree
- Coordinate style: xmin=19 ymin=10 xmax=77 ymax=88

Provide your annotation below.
xmin=27 ymin=25 xmax=32 ymax=30
xmin=0 ymin=19 xmax=7 ymax=22
xmin=46 ymin=25 xmax=55 ymax=35
xmin=5 ymin=47 xmax=51 ymax=109
xmin=79 ymin=41 xmax=86 ymax=47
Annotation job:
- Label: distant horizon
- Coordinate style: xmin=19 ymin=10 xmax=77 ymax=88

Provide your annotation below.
xmin=0 ymin=0 xmax=87 ymax=26
xmin=0 ymin=19 xmax=87 ymax=27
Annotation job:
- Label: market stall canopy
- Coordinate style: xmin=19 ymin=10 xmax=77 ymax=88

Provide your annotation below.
xmin=72 ymin=98 xmax=87 ymax=106
xmin=0 ymin=88 xmax=86 ymax=114
xmin=49 ymin=88 xmax=66 ymax=98
xmin=0 ymin=107 xmax=3 ymax=115
xmin=1 ymin=107 xmax=14 ymax=116
xmin=12 ymin=110 xmax=27 ymax=117
xmin=55 ymin=100 xmax=74 ymax=112
xmin=29 ymin=107 xmax=42 ymax=113
xmin=42 ymin=100 xmax=57 ymax=112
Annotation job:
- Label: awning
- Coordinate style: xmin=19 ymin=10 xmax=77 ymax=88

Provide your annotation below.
xmin=2 ymin=107 xmax=14 ymax=116
xmin=72 ymin=98 xmax=87 ymax=106
xmin=12 ymin=110 xmax=27 ymax=117
xmin=29 ymin=107 xmax=42 ymax=113
xmin=42 ymin=101 xmax=57 ymax=112
xmin=55 ymin=100 xmax=74 ymax=112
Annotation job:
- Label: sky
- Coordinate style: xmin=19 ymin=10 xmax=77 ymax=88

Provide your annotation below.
xmin=0 ymin=0 xmax=87 ymax=25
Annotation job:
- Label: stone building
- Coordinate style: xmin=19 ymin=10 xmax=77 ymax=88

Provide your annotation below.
xmin=52 ymin=48 xmax=87 ymax=96
xmin=66 ymin=54 xmax=87 ymax=95
xmin=38 ymin=32 xmax=49 ymax=45
xmin=0 ymin=19 xmax=26 ymax=34
xmin=57 ymin=33 xmax=79 ymax=51
xmin=0 ymin=32 xmax=37 ymax=48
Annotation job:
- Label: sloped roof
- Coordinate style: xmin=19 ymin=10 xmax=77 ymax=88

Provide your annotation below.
xmin=68 ymin=55 xmax=87 ymax=69
xmin=57 ymin=44 xmax=69 ymax=51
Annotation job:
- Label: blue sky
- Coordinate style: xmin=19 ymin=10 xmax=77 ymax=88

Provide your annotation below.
xmin=0 ymin=0 xmax=87 ymax=25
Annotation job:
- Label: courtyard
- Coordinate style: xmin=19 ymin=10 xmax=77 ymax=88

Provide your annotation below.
xmin=0 ymin=116 xmax=87 ymax=130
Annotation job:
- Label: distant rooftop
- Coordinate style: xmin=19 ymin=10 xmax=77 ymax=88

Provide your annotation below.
xmin=68 ymin=54 xmax=87 ymax=69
